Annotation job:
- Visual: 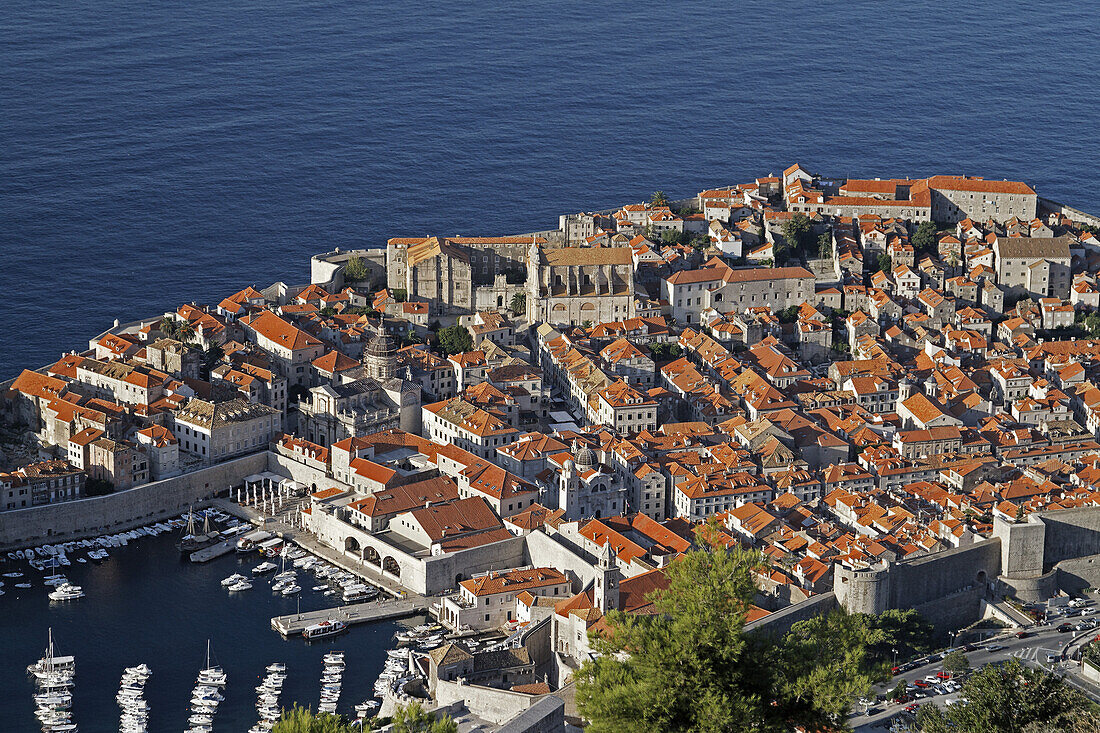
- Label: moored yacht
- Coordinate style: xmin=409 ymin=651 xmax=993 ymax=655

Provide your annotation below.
xmin=303 ymin=619 xmax=348 ymax=640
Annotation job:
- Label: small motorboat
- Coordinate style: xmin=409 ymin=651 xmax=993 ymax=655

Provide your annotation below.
xmin=228 ymin=580 xmax=253 ymax=592
xmin=281 ymin=584 xmax=301 ymax=596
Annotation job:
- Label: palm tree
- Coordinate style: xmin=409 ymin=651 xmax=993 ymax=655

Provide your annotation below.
xmin=176 ymin=321 xmax=196 ymax=343
xmin=651 ymin=191 xmax=669 ymax=207
xmin=159 ymin=316 xmax=177 ymax=338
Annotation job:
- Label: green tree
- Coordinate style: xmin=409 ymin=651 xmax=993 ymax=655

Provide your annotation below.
xmin=890 ymin=681 xmax=908 ymax=701
xmin=776 ymin=305 xmax=800 ymax=324
xmin=781 ymin=213 xmax=812 ymax=252
xmin=863 ymin=608 xmax=936 ymax=664
xmin=158 ymin=316 xmax=178 ymax=338
xmin=436 ymin=325 xmax=473 ymax=356
xmin=509 ymin=291 xmax=526 ymax=317
xmin=942 ymin=649 xmax=970 ymax=675
xmin=576 ymin=533 xmax=881 ymax=732
xmin=391 ymin=702 xmax=457 ymax=733
xmin=175 ymin=321 xmax=196 ymax=343
xmin=343 ymin=256 xmax=369 ymax=282
xmin=918 ymin=659 xmax=1095 ymax=732
xmin=876 ymin=252 xmax=892 ymax=273
xmin=200 ymin=343 xmax=224 ymax=380
xmin=660 ymin=229 xmax=680 ymax=244
xmin=1085 ymin=312 xmax=1100 ymax=337
xmin=650 ymin=191 xmax=669 ymax=207
xmin=913 ymin=221 xmax=938 ymax=253
xmin=817 ymin=231 xmax=833 ymax=260
xmin=85 ymin=477 xmax=115 ymax=497
xmin=272 ymin=704 xmax=355 ymax=732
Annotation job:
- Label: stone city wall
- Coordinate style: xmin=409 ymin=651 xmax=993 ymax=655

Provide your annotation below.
xmin=745 ymin=592 xmax=838 ymax=639
xmin=0 ymin=452 xmax=269 ymax=550
xmin=495 ymin=696 xmax=567 ymax=733
xmin=434 ymin=680 xmax=547 ymax=725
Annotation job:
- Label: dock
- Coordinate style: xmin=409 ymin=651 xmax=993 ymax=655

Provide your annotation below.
xmin=189 ymin=539 xmax=237 ymax=563
xmin=271 ymin=597 xmax=429 ymax=636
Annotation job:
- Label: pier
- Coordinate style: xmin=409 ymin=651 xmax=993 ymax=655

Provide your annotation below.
xmin=271 ymin=597 xmax=429 ymax=636
xmin=189 ymin=539 xmax=236 ymax=563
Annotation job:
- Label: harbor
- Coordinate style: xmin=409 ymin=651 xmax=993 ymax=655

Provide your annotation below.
xmin=2 ymin=520 xmax=421 ymax=733
xmin=271 ymin=596 xmax=430 ymax=637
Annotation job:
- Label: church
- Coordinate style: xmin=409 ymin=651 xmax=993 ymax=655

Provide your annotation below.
xmin=297 ymin=321 xmax=421 ymax=446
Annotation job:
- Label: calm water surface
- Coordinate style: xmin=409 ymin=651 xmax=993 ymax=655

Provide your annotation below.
xmin=2 ymin=1 xmax=1099 ymax=376
xmin=0 ymin=531 xmax=411 ymax=732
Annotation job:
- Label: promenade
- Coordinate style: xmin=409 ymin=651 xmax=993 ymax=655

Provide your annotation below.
xmin=212 ymin=498 xmax=414 ymax=599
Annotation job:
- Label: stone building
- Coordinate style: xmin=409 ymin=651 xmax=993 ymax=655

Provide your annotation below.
xmin=299 ymin=325 xmax=421 ymax=445
xmin=527 ymin=246 xmax=635 ymax=326
xmin=0 ymin=460 xmax=85 ymax=511
xmin=172 ymin=397 xmax=282 ymax=465
xmin=993 ymin=236 xmax=1072 ymax=299
xmin=145 ymin=338 xmax=201 ymax=380
xmin=552 ymin=443 xmax=630 ymax=520
xmin=926 ymin=176 xmax=1038 ymax=223
xmin=87 ymin=436 xmax=149 ymax=490
xmin=387 ymin=236 xmax=542 ymax=316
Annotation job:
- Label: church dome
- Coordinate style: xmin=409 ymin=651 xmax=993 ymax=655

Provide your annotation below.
xmin=366 ymin=324 xmax=398 ymax=358
xmin=574 ymin=443 xmax=597 ymax=470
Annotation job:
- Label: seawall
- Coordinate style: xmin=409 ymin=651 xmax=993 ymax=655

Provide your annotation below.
xmin=0 ymin=452 xmax=269 ymax=550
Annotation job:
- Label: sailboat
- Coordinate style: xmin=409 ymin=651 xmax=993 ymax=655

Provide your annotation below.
xmin=177 ymin=507 xmax=218 ymax=556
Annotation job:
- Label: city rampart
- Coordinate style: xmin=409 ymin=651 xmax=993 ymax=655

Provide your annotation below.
xmin=0 ymin=452 xmax=269 ymax=550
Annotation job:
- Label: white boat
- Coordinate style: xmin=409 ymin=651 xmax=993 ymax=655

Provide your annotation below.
xmin=3 ymin=571 xmax=23 ymax=577
xmin=303 ymin=619 xmax=348 ymax=640
xmin=221 ymin=573 xmax=247 ymax=586
xmin=228 ymin=580 xmax=253 ymax=591
xmin=281 ymin=584 xmax=301 ymax=596
xmin=253 ymin=561 xmax=277 ymax=574
xmin=48 ymin=584 xmax=85 ymax=601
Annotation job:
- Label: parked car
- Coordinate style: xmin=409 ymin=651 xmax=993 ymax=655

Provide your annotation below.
xmin=1058 ymin=623 xmax=1074 ymax=633
xmin=936 ymin=671 xmax=953 ymax=680
xmin=914 ymin=680 xmax=931 ymax=688
xmin=1016 ymin=631 xmax=1031 ymax=639
xmin=986 ymin=643 xmax=1006 ymax=651
xmin=905 ymin=703 xmax=920 ymax=713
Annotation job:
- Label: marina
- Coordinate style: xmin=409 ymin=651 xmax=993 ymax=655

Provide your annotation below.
xmin=3 ymin=521 xmax=417 ymax=733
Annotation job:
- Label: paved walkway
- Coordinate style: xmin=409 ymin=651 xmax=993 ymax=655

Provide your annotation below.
xmin=271 ymin=596 xmax=428 ymax=636
xmin=212 ymin=498 xmax=421 ymax=602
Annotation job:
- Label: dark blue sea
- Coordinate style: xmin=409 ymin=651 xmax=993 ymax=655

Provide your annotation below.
xmin=0 ymin=530 xmax=416 ymax=732
xmin=2 ymin=1 xmax=1099 ymax=378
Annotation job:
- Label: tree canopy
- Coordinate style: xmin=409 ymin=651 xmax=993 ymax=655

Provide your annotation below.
xmin=942 ymin=649 xmax=970 ymax=675
xmin=651 ymin=191 xmax=669 ymax=207
xmin=781 ymin=213 xmax=813 ymax=253
xmin=343 ymin=256 xmax=369 ymax=282
xmin=436 ymin=324 xmax=473 ymax=355
xmin=914 ymin=659 xmax=1097 ymax=732
xmin=912 ymin=221 xmax=938 ymax=253
xmin=271 ymin=705 xmax=356 ymax=732
xmin=576 ymin=533 xmax=887 ymax=732
xmin=509 ymin=291 xmax=526 ymax=317
xmin=391 ymin=702 xmax=457 ymax=733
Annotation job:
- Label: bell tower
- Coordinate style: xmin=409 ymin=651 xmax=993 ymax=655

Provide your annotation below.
xmin=594 ymin=541 xmax=620 ymax=613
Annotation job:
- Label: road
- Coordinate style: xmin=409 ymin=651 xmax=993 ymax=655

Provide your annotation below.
xmin=851 ymin=597 xmax=1100 ymax=731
